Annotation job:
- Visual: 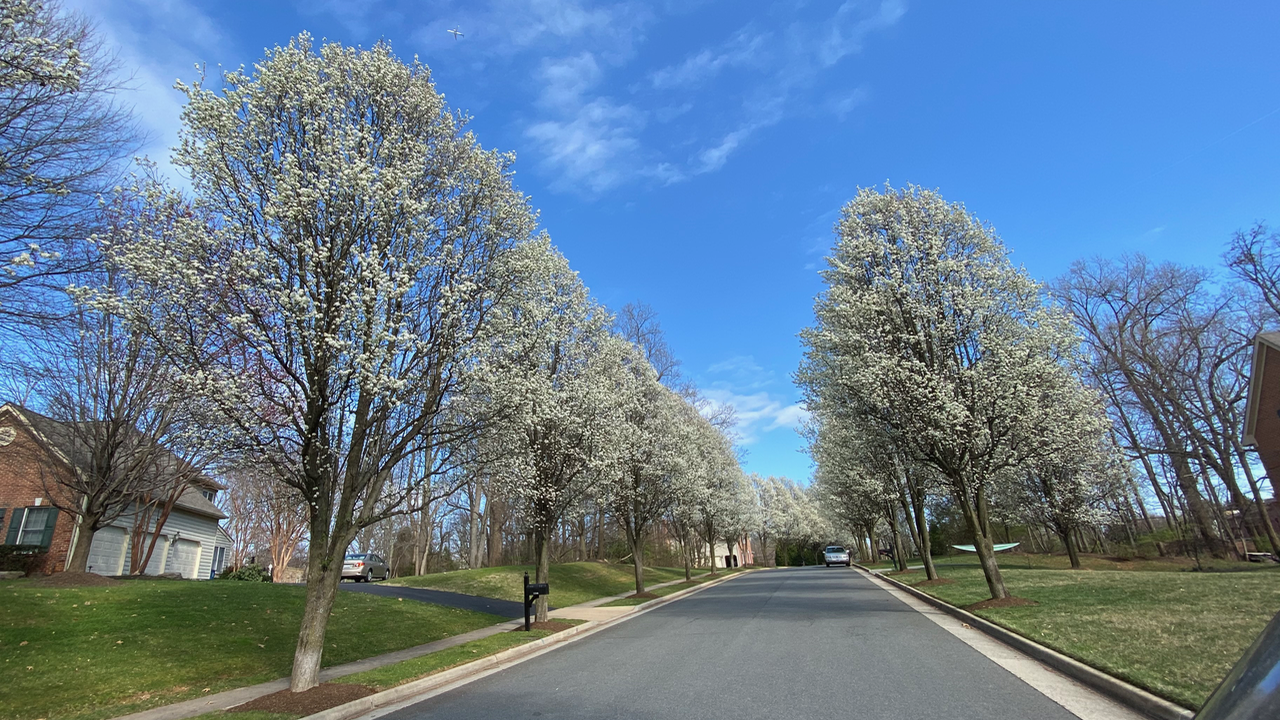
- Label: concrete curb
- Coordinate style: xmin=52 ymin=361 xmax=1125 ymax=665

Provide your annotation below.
xmin=854 ymin=563 xmax=1195 ymax=720
xmin=298 ymin=568 xmax=757 ymax=720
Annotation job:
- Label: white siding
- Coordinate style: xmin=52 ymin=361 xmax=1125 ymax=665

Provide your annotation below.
xmin=91 ymin=503 xmax=224 ymax=580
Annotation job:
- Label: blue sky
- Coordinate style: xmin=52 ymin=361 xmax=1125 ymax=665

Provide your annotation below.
xmin=68 ymin=1 xmax=1280 ymax=483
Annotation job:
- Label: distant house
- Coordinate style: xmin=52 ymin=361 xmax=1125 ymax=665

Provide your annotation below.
xmin=1242 ymin=331 xmax=1280 ymax=482
xmin=0 ymin=403 xmax=232 ymax=579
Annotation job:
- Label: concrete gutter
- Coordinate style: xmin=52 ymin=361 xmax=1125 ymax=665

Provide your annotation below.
xmin=855 ymin=563 xmax=1195 ymax=720
xmin=302 ymin=569 xmax=756 ymax=720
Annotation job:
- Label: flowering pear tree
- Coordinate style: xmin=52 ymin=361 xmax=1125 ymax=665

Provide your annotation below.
xmin=94 ymin=36 xmax=538 ymax=691
xmin=477 ymin=237 xmax=628 ymax=622
xmin=608 ymin=366 xmax=698 ymax=595
xmin=799 ymin=185 xmax=1099 ymax=600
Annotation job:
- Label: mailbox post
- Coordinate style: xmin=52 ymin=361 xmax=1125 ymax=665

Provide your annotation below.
xmin=523 ymin=571 xmax=550 ymax=631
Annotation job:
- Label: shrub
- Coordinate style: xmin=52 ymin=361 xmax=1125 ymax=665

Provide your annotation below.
xmin=0 ymin=545 xmax=47 ymax=575
xmin=222 ymin=563 xmax=271 ymax=582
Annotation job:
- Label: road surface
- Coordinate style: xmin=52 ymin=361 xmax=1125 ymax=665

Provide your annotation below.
xmin=375 ymin=566 xmax=1089 ymax=720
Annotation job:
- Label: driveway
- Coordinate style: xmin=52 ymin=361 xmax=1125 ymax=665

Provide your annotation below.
xmin=338 ymin=581 xmax=532 ymax=619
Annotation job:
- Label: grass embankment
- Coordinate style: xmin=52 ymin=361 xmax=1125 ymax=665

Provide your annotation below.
xmin=389 ymin=562 xmax=690 ymax=606
xmin=866 ymin=552 xmax=1263 ymax=573
xmin=883 ymin=555 xmax=1280 ymax=709
xmin=600 ymin=566 xmax=746 ymax=607
xmin=0 ymin=580 xmax=502 ymax=720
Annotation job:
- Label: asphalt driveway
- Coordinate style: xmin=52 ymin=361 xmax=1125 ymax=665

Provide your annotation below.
xmin=339 ymin=581 xmax=531 ymax=618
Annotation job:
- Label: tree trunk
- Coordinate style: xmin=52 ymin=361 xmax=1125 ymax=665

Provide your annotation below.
xmin=290 ymin=548 xmax=343 ymax=691
xmin=1061 ymin=529 xmax=1081 ymax=569
xmin=703 ymin=519 xmax=718 ymax=576
xmin=887 ymin=509 xmax=908 ymax=572
xmin=468 ymin=482 xmax=481 ymax=569
xmin=1173 ymin=455 xmax=1227 ymax=558
xmin=903 ymin=467 xmax=938 ymax=581
xmin=65 ymin=512 xmax=100 ymax=573
xmin=486 ymin=496 xmax=504 ymax=568
xmin=681 ymin=531 xmax=692 ymax=581
xmin=534 ymin=523 xmax=551 ymax=623
xmin=955 ymin=484 xmax=1009 ymax=600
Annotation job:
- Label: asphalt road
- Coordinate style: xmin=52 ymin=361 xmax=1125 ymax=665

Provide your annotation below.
xmin=338 ymin=581 xmax=531 ymax=618
xmin=378 ymin=566 xmax=1080 ymax=720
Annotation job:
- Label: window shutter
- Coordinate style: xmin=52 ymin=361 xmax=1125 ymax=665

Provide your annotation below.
xmin=39 ymin=510 xmax=57 ymax=549
xmin=0 ymin=509 xmax=6 ymax=528
xmin=5 ymin=508 xmax=24 ymax=545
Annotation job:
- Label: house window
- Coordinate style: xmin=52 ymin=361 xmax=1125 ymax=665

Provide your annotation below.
xmin=212 ymin=546 xmax=226 ymax=578
xmin=14 ymin=507 xmax=56 ymax=547
xmin=201 ymin=489 xmax=217 ymax=502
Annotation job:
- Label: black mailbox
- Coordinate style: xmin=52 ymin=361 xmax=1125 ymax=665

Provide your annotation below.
xmin=523 ymin=572 xmax=551 ymax=631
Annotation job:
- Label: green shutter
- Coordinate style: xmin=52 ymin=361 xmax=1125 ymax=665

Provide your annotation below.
xmin=39 ymin=510 xmax=57 ymax=549
xmin=5 ymin=508 xmax=24 ymax=545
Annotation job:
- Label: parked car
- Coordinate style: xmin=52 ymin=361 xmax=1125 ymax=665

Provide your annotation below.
xmin=823 ymin=546 xmax=851 ymax=567
xmin=342 ymin=553 xmax=389 ymax=582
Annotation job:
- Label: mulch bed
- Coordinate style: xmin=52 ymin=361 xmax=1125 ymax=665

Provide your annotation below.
xmin=230 ymin=682 xmax=375 ymax=715
xmin=965 ymin=596 xmax=1038 ymax=611
xmin=912 ymin=578 xmax=955 ymax=587
xmin=511 ymin=620 xmax=576 ymax=633
xmin=625 ymin=591 xmax=659 ymax=599
xmin=29 ymin=572 xmax=120 ymax=587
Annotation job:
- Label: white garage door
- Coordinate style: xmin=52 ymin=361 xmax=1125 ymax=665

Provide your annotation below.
xmin=143 ymin=535 xmax=168 ymax=575
xmin=86 ymin=527 xmax=126 ymax=576
xmin=170 ymin=539 xmax=201 ymax=579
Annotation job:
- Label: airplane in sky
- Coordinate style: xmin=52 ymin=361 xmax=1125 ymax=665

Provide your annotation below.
xmin=448 ymin=27 xmax=463 ymax=39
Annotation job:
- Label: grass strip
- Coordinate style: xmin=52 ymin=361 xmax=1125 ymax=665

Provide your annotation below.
xmin=388 ymin=562 xmax=691 ymax=606
xmin=0 ymin=580 xmax=502 ymax=720
xmin=189 ymin=707 xmax=296 ymax=712
xmin=334 ymin=619 xmax=588 ymax=691
xmin=598 ymin=567 xmax=744 ymax=607
xmin=886 ymin=560 xmax=1280 ymax=709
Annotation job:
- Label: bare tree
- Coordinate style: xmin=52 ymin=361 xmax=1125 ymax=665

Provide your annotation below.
xmin=0 ymin=0 xmax=139 ymax=328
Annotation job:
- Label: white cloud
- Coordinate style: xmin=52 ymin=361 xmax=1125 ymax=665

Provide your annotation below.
xmin=699 ymin=388 xmax=809 ymax=444
xmin=411 ymin=0 xmax=654 ymax=64
xmin=656 ymin=0 xmax=905 ymax=178
xmin=65 ymin=0 xmax=233 ymax=181
xmin=699 ymin=355 xmax=808 ymax=444
xmin=525 ymin=53 xmax=646 ymax=193
xmin=649 ymin=29 xmax=766 ymax=89
xmin=827 ymin=86 xmax=870 ymax=120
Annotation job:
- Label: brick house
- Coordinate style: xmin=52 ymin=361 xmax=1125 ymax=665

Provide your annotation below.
xmin=0 ymin=403 xmax=233 ymax=578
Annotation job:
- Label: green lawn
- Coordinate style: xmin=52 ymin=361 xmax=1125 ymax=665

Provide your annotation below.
xmin=389 ymin=562 xmax=691 ymax=607
xmin=599 ymin=566 xmax=746 ymax=607
xmin=0 ymin=580 xmax=503 ymax=720
xmin=884 ymin=559 xmax=1280 ymax=709
xmin=872 ymin=551 xmax=1265 ymax=573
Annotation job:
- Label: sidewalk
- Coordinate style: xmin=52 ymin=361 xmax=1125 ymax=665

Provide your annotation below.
xmin=109 ymin=570 xmax=737 ymax=720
